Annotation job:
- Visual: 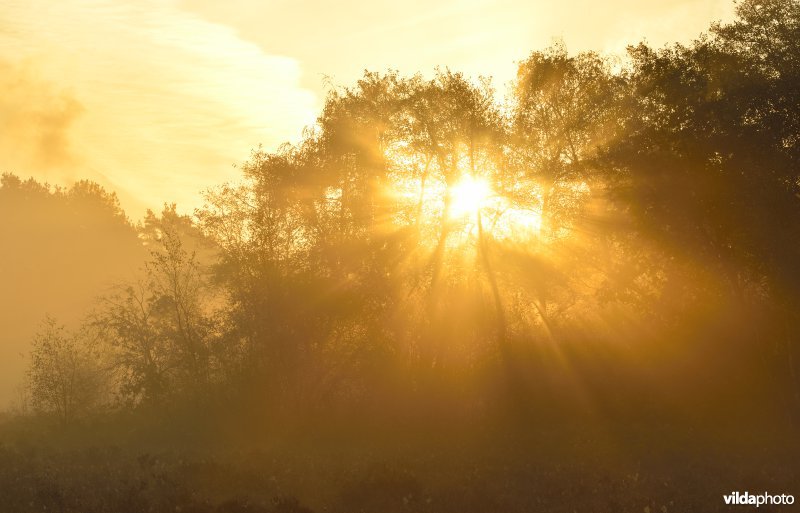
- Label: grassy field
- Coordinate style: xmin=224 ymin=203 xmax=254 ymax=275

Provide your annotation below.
xmin=1 ymin=413 xmax=796 ymax=513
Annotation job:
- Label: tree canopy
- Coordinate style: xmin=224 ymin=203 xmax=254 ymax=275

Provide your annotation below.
xmin=9 ymin=0 xmax=800 ymax=432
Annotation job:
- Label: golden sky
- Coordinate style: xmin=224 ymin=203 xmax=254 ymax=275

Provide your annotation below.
xmin=1 ymin=0 xmax=735 ymax=218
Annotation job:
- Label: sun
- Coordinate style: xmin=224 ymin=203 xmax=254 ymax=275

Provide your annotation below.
xmin=449 ymin=175 xmax=492 ymax=219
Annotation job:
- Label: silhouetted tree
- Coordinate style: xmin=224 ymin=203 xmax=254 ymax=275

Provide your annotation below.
xmin=26 ymin=316 xmax=107 ymax=425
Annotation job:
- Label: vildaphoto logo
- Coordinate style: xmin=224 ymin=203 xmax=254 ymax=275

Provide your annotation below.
xmin=724 ymin=491 xmax=794 ymax=507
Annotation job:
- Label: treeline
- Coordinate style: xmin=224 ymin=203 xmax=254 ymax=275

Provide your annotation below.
xmin=13 ymin=0 xmax=800 ymax=435
xmin=0 ymin=174 xmax=147 ymax=410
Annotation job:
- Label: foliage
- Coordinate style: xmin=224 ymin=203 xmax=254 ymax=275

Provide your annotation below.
xmin=94 ymin=205 xmax=225 ymax=407
xmin=8 ymin=2 xmax=800 ymax=510
xmin=26 ymin=316 xmax=107 ymax=425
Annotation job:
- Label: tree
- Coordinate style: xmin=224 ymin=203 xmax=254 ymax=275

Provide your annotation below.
xmin=0 ymin=174 xmax=145 ymax=409
xmin=96 ymin=280 xmax=168 ymax=406
xmin=97 ymin=206 xmax=224 ymax=407
xmin=595 ymin=0 xmax=800 ymax=409
xmin=511 ymin=43 xmax=623 ymax=240
xmin=27 ymin=316 xmax=107 ymax=425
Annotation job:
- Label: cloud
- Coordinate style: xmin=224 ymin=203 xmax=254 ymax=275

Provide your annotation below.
xmin=0 ymin=0 xmax=317 ymax=216
xmin=0 ymin=59 xmax=85 ymax=180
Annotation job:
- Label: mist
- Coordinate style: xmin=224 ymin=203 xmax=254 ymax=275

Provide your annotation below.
xmin=1 ymin=1 xmax=798 ymax=512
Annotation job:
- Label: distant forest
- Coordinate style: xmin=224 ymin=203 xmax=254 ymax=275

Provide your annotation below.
xmin=1 ymin=1 xmax=799 ymax=512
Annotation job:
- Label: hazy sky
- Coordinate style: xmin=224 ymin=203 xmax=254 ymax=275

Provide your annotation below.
xmin=1 ymin=0 xmax=735 ymax=217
